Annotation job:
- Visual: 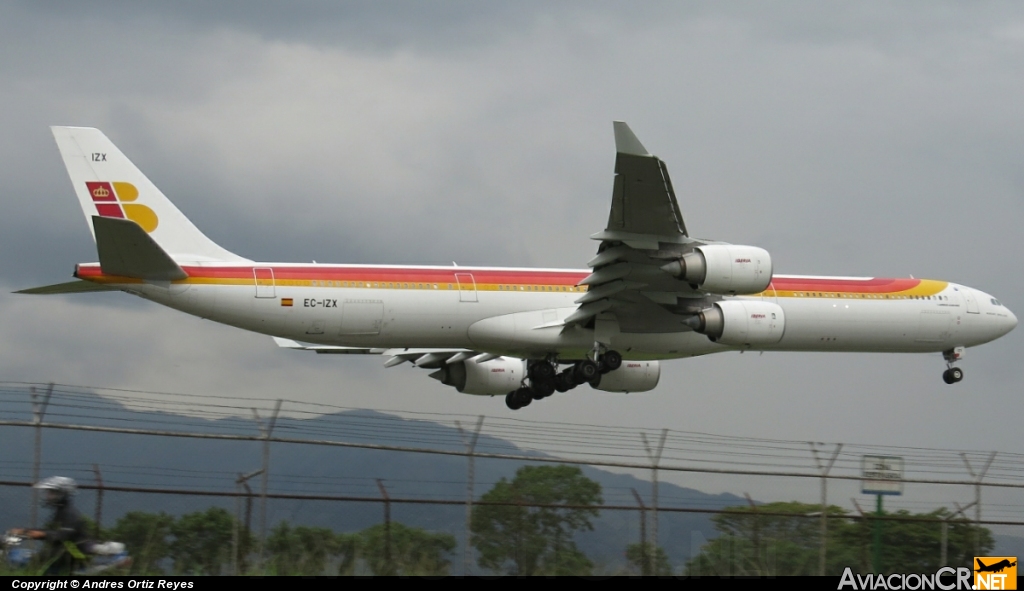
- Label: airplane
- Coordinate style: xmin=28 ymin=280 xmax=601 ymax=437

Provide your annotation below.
xmin=976 ymin=558 xmax=1016 ymax=573
xmin=18 ymin=123 xmax=1017 ymax=410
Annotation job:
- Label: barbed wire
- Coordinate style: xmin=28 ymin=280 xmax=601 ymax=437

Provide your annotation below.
xmin=1 ymin=381 xmax=1022 ymax=488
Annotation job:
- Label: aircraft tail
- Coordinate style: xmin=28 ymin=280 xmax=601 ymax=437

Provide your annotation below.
xmin=50 ymin=126 xmax=248 ymax=263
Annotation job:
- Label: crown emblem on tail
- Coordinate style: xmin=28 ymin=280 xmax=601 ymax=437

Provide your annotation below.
xmin=84 ymin=181 xmax=159 ymax=233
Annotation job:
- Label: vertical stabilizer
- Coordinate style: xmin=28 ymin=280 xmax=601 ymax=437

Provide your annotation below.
xmin=51 ymin=126 xmax=248 ymax=263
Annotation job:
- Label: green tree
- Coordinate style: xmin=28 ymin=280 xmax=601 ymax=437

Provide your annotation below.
xmin=471 ymin=464 xmax=602 ymax=575
xmin=168 ymin=507 xmax=234 ymax=575
xmin=625 ymin=542 xmax=673 ymax=576
xmin=836 ymin=508 xmax=993 ymax=574
xmin=108 ymin=511 xmax=174 ymax=574
xmin=358 ymin=522 xmax=456 ymax=576
xmin=266 ymin=522 xmax=344 ymax=575
xmin=683 ymin=502 xmax=994 ymax=576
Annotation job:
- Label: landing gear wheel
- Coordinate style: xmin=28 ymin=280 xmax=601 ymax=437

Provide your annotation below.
xmin=531 ymin=380 xmax=555 ymax=399
xmin=505 ymin=388 xmax=533 ymax=410
xmin=942 ymin=367 xmax=964 ymax=384
xmin=574 ymin=360 xmax=599 ymax=384
xmin=528 ymin=361 xmax=555 ymax=381
xmin=554 ymin=372 xmax=575 ymax=393
xmin=602 ymin=350 xmax=623 ymax=371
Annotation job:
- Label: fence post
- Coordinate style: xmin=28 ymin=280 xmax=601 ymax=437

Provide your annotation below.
xmin=631 ymin=488 xmax=649 ymax=576
xmin=252 ymin=399 xmax=282 ymax=571
xmin=92 ymin=464 xmax=104 ymax=537
xmin=30 ymin=383 xmax=53 ymax=529
xmin=456 ymin=415 xmax=484 ymax=575
xmin=745 ymin=493 xmax=761 ymax=575
xmin=234 ymin=469 xmax=263 ymax=575
xmin=810 ymin=442 xmax=842 ymax=576
xmin=377 ymin=479 xmax=393 ymax=575
xmin=960 ymin=452 xmax=996 ymax=556
xmin=641 ymin=428 xmax=668 ymax=551
xmin=941 ymin=501 xmax=976 ymax=567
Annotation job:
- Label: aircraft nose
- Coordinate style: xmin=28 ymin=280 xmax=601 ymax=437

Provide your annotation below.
xmin=1007 ymin=308 xmax=1018 ymax=333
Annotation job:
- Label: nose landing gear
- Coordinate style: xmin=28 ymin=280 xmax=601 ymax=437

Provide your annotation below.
xmin=941 ymin=347 xmax=965 ymax=385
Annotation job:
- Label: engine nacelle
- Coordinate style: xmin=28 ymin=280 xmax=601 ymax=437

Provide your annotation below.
xmin=429 ymin=357 xmax=525 ymax=395
xmin=662 ymin=244 xmax=772 ymax=295
xmin=690 ymin=300 xmax=785 ymax=347
xmin=590 ymin=361 xmax=660 ymax=393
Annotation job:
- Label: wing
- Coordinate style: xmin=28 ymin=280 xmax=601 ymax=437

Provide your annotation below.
xmin=568 ymin=122 xmax=710 ymax=333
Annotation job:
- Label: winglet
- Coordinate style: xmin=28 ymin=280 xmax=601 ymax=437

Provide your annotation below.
xmin=613 ymin=121 xmax=650 ymax=156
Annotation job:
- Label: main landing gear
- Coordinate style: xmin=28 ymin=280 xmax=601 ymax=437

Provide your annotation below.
xmin=941 ymin=347 xmax=965 ymax=385
xmin=504 ymin=351 xmax=624 ymax=410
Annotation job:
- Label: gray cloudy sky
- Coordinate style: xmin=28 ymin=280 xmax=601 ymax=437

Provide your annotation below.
xmin=1 ymin=2 xmax=1022 ymax=515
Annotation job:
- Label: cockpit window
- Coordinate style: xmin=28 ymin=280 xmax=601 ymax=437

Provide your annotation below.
xmin=991 ymin=298 xmax=1002 ymax=306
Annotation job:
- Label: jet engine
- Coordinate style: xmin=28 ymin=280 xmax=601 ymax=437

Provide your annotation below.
xmin=661 ymin=244 xmax=772 ymax=295
xmin=429 ymin=357 xmax=525 ymax=395
xmin=590 ymin=361 xmax=660 ymax=393
xmin=688 ymin=300 xmax=785 ymax=347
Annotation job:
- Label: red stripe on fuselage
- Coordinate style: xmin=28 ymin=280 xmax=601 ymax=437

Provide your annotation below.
xmin=768 ymin=277 xmax=921 ymax=294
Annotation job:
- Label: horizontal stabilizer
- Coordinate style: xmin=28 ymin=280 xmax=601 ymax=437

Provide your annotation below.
xmin=93 ymin=216 xmax=187 ymax=281
xmin=15 ymin=280 xmax=119 ymax=295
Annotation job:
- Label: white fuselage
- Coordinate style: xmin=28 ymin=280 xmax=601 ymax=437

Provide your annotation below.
xmin=77 ymin=263 xmax=1017 ymax=361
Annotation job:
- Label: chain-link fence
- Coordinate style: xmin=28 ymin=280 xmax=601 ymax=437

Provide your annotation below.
xmin=1 ymin=382 xmax=1021 ymax=575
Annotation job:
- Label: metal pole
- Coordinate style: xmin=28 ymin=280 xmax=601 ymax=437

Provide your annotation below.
xmin=233 ymin=477 xmax=240 ymax=576
xmin=30 ymin=383 xmax=53 ymax=529
xmin=234 ymin=469 xmax=262 ymax=575
xmin=641 ymin=428 xmax=668 ymax=551
xmin=942 ymin=501 xmax=975 ymax=567
xmin=745 ymin=493 xmax=760 ymax=575
xmin=873 ymin=494 xmax=883 ymax=574
xmin=961 ymin=452 xmax=996 ymax=556
xmin=92 ymin=464 xmax=104 ymax=538
xmin=456 ymin=415 xmax=483 ymax=576
xmin=810 ymin=442 xmax=842 ymax=576
xmin=852 ymin=499 xmax=869 ymax=572
xmin=252 ymin=400 xmax=282 ymax=570
xmin=632 ymin=488 xmax=648 ymax=576
xmin=940 ymin=520 xmax=947 ymax=567
xmin=377 ymin=479 xmax=392 ymax=575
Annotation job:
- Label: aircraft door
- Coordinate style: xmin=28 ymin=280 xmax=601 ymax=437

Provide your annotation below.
xmin=961 ymin=288 xmax=980 ymax=314
xmin=254 ymin=268 xmax=276 ymax=298
xmin=455 ymin=273 xmax=478 ymax=303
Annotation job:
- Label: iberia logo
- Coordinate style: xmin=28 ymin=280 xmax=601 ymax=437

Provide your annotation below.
xmin=974 ymin=557 xmax=1017 ymax=590
xmin=85 ymin=181 xmax=159 ymax=233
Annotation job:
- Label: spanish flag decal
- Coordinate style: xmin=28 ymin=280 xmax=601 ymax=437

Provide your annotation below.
xmin=281 ymin=298 xmax=293 ymax=307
